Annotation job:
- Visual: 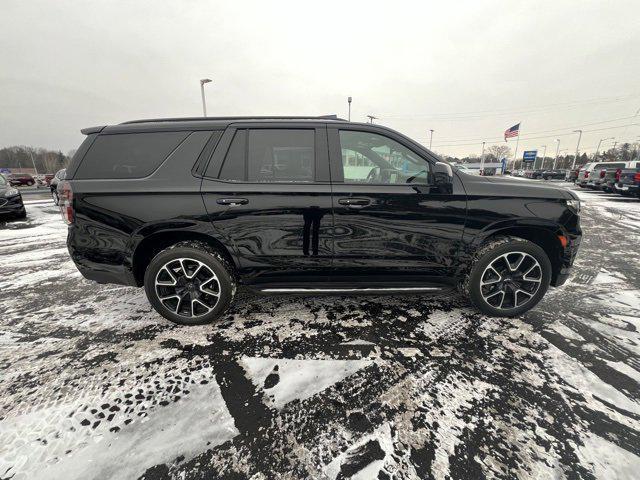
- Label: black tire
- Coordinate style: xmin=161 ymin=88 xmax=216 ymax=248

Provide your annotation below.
xmin=144 ymin=241 xmax=236 ymax=325
xmin=15 ymin=208 xmax=27 ymax=220
xmin=461 ymin=236 xmax=552 ymax=317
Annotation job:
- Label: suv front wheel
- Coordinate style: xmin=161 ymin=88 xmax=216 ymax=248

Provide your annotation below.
xmin=144 ymin=242 xmax=236 ymax=325
xmin=463 ymin=237 xmax=552 ymax=317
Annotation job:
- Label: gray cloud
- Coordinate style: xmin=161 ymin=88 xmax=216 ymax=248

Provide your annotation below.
xmin=1 ymin=0 xmax=639 ymax=157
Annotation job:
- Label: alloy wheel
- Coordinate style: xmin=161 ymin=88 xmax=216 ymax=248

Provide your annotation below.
xmin=154 ymin=258 xmax=220 ymax=318
xmin=480 ymin=252 xmax=542 ymax=310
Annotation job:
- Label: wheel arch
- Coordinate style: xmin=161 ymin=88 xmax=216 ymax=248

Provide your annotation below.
xmin=472 ymin=222 xmax=565 ymax=285
xmin=131 ymin=230 xmax=237 ymax=287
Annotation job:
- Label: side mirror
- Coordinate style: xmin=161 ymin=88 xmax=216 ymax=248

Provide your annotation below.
xmin=432 ymin=162 xmax=453 ymax=193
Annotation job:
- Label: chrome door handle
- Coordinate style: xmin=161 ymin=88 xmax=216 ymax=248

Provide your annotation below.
xmin=216 ymin=198 xmax=248 ymax=206
xmin=338 ymin=198 xmax=370 ymax=207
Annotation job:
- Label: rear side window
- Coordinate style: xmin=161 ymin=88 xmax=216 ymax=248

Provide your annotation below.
xmin=248 ymin=130 xmax=314 ymax=182
xmin=75 ymin=131 xmax=189 ymax=179
xmin=216 ymin=129 xmax=315 ymax=183
xmin=218 ymin=130 xmax=246 ymax=181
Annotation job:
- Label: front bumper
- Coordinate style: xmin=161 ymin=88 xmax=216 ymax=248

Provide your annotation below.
xmin=0 ymin=194 xmax=25 ymax=216
xmin=551 ymin=225 xmax=582 ymax=287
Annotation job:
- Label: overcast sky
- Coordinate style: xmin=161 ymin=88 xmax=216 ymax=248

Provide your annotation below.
xmin=1 ymin=0 xmax=639 ymax=158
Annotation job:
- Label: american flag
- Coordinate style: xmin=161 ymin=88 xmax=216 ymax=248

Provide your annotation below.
xmin=504 ymin=123 xmax=520 ymax=141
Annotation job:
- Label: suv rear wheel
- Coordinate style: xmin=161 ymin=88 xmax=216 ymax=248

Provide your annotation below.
xmin=463 ymin=237 xmax=552 ymax=317
xmin=144 ymin=242 xmax=236 ymax=325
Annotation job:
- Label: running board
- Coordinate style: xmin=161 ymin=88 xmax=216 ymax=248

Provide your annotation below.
xmin=258 ymin=286 xmax=444 ymax=294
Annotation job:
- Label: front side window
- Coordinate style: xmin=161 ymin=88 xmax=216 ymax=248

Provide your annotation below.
xmin=339 ymin=130 xmax=431 ymax=184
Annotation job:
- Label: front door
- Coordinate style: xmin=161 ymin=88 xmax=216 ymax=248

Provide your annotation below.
xmin=328 ymin=126 xmax=467 ymax=282
xmin=200 ymin=124 xmax=333 ymax=284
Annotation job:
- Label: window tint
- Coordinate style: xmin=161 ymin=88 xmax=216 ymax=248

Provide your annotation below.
xmin=75 ymin=131 xmax=189 ymax=179
xmin=248 ymin=130 xmax=314 ymax=182
xmin=339 ymin=130 xmax=430 ymax=184
xmin=218 ymin=130 xmax=246 ymax=181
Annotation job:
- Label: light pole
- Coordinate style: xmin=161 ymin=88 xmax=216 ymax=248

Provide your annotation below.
xmin=571 ymin=129 xmax=583 ymax=170
xmin=538 ymin=145 xmax=547 ymax=170
xmin=347 ymin=97 xmax=352 ymax=122
xmin=553 ymin=139 xmax=560 ymax=170
xmin=594 ymin=137 xmax=614 ymax=162
xmin=367 ymin=115 xmax=377 ymax=124
xmin=480 ymin=141 xmax=486 ymax=173
xmin=28 ymin=150 xmax=39 ymax=176
xmin=200 ymin=78 xmax=212 ymax=117
xmin=429 ymin=129 xmax=434 ymax=150
xmin=611 ymin=141 xmax=617 ymax=161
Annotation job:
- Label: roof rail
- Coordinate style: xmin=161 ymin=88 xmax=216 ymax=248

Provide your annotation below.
xmin=121 ymin=115 xmax=347 ymax=125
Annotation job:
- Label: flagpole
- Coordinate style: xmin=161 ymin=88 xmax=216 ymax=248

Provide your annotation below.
xmin=512 ymin=122 xmax=521 ymax=170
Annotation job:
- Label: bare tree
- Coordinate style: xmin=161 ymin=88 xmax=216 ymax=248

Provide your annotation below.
xmin=485 ymin=144 xmax=512 ymax=162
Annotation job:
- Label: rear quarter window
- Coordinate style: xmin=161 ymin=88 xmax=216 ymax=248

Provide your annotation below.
xmin=75 ymin=131 xmax=189 ymax=179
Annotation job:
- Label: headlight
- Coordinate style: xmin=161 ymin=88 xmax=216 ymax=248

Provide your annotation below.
xmin=4 ymin=188 xmax=19 ymax=197
xmin=566 ymin=199 xmax=580 ymax=214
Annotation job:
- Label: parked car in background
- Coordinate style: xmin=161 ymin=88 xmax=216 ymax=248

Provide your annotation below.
xmin=567 ymin=168 xmax=580 ymax=182
xmin=50 ymin=168 xmax=66 ymax=205
xmin=0 ymin=174 xmax=26 ymax=219
xmin=614 ymin=162 xmax=640 ymax=197
xmin=60 ymin=116 xmax=582 ymax=325
xmin=36 ymin=173 xmax=55 ymax=187
xmin=588 ymin=162 xmax=625 ymax=190
xmin=577 ymin=162 xmax=611 ymax=188
xmin=7 ymin=173 xmax=35 ymax=186
xmin=542 ymin=170 xmax=567 ymax=180
xmin=600 ymin=162 xmax=639 ymax=193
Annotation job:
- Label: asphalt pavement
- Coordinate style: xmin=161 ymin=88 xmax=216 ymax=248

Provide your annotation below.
xmin=0 ymin=185 xmax=639 ymax=479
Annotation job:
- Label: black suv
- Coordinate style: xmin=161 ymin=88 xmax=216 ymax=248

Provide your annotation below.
xmin=60 ymin=116 xmax=582 ymax=325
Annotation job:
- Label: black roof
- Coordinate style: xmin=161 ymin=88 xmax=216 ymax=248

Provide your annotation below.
xmin=121 ymin=114 xmax=346 ymax=124
xmin=82 ymin=115 xmax=348 ymax=135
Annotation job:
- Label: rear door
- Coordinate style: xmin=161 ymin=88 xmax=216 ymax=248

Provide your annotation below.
xmin=200 ymin=123 xmax=333 ymax=285
xmin=327 ymin=125 xmax=467 ymax=283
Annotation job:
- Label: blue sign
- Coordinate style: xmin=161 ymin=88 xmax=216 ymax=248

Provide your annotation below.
xmin=0 ymin=168 xmax=10 ymax=174
xmin=522 ymin=150 xmax=537 ymax=163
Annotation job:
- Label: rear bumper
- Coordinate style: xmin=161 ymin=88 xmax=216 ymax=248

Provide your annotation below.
xmin=67 ymin=226 xmax=137 ymax=286
xmin=614 ymin=183 xmax=639 ymax=195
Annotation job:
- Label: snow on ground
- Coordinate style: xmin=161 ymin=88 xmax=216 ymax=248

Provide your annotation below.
xmin=1 ymin=186 xmax=639 ymax=479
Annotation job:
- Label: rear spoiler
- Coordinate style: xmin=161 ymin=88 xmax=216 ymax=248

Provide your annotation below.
xmin=80 ymin=125 xmax=106 ymax=135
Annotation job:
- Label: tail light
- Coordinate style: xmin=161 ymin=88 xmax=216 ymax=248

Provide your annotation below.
xmin=615 ymin=169 xmax=622 ymax=181
xmin=635 ymin=172 xmax=640 ymax=183
xmin=584 ymin=171 xmax=589 ymax=179
xmin=59 ymin=181 xmax=74 ymax=224
xmin=599 ymin=169 xmax=606 ymax=178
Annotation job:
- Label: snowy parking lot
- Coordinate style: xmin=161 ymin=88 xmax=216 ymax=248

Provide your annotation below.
xmin=1 ymin=184 xmax=639 ymax=479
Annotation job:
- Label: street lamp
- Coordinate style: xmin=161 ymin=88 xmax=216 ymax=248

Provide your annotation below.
xmin=200 ymin=78 xmax=212 ymax=117
xmin=367 ymin=115 xmax=377 ymax=124
xmin=538 ymin=145 xmax=547 ymax=170
xmin=594 ymin=137 xmax=614 ymax=162
xmin=480 ymin=141 xmax=486 ymax=172
xmin=429 ymin=129 xmax=434 ymax=150
xmin=347 ymin=97 xmax=352 ymax=122
xmin=552 ymin=139 xmax=560 ymax=170
xmin=571 ymin=130 xmax=583 ymax=170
